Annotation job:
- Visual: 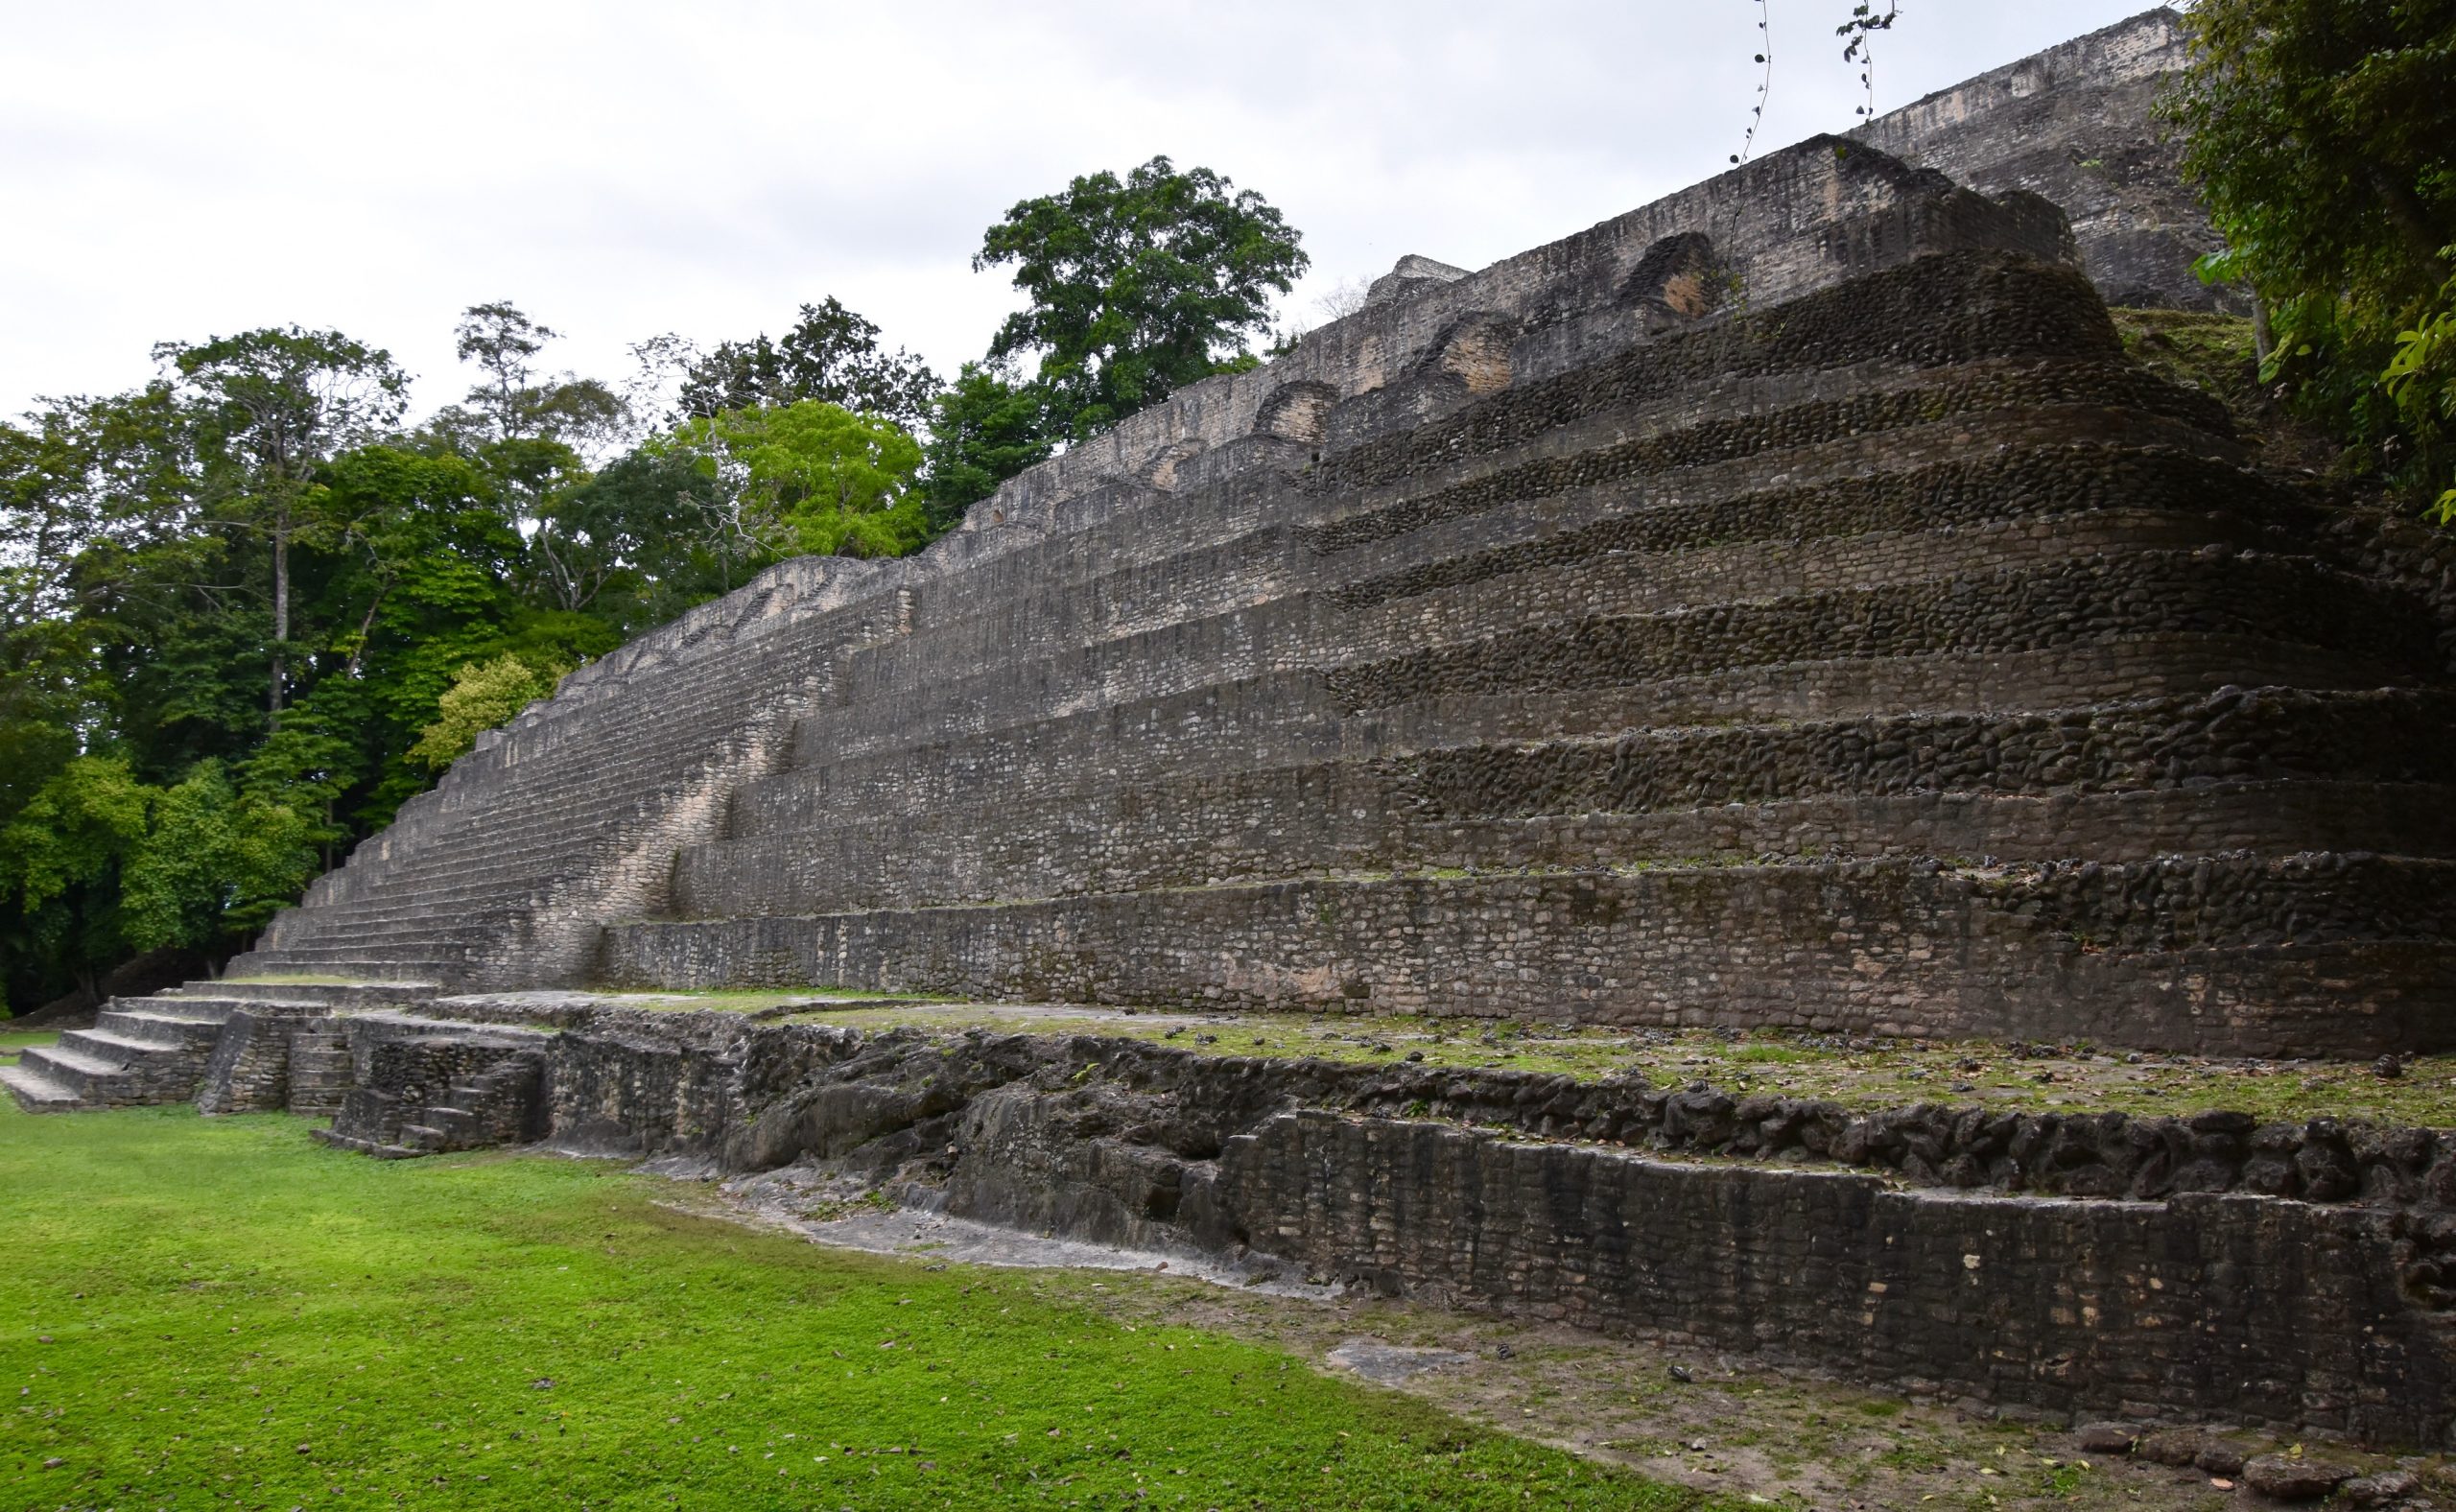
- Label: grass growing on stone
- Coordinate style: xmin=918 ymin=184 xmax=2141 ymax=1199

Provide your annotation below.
xmin=596 ymin=987 xmax=956 ymax=1015
xmin=0 ymin=1102 xmax=1718 ymax=1510
xmin=738 ymin=1000 xmax=2456 ymax=1128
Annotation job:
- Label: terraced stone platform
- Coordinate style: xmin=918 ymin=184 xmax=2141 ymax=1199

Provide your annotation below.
xmin=201 ymin=132 xmax=2455 ymax=1063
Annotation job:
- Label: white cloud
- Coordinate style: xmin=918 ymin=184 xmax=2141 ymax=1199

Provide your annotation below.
xmin=0 ymin=0 xmax=2163 ymax=421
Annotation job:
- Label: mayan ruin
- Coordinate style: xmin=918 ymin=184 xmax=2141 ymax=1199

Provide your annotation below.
xmin=11 ymin=9 xmax=2456 ymax=1503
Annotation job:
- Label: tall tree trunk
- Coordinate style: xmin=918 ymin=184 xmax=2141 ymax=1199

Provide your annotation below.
xmin=270 ymin=502 xmax=290 ymax=726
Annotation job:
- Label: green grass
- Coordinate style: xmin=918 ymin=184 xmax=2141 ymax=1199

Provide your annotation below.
xmin=0 ymin=1031 xmax=54 ymax=1065
xmin=0 ymin=1102 xmax=1721 ymax=1510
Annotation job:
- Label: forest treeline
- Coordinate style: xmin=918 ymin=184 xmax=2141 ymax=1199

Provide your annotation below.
xmin=0 ymin=157 xmax=1306 ymax=1011
xmin=4 ymin=0 xmax=2451 ymax=1015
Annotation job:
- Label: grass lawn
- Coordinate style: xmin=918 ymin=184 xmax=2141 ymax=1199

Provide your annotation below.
xmin=0 ymin=1102 xmax=1715 ymax=1510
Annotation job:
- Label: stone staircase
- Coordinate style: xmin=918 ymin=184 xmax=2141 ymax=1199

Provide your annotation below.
xmin=312 ymin=1018 xmax=550 ymax=1158
xmin=601 ymin=253 xmax=2456 ymax=1059
xmin=283 ymin=1025 xmax=353 ymax=1117
xmin=1 ymin=979 xmax=437 ymax=1114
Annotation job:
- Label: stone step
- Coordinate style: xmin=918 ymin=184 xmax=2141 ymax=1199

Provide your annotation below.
xmin=1322 ymin=553 xmax=2433 ymax=714
xmin=96 ymin=1009 xmax=228 ymax=1049
xmin=608 ymin=851 xmax=2456 ymax=1060
xmin=742 ymin=637 xmax=2391 ymax=834
xmin=17 ymin=1044 xmax=132 ymax=1099
xmin=118 ymin=994 xmax=243 ymax=1022
xmin=59 ymin=1028 xmax=167 ymax=1061
xmin=0 ymin=1063 xmax=81 ymax=1112
xmin=675 ymin=779 xmax=2456 ymax=920
xmin=830 ymin=470 xmax=2274 ymax=751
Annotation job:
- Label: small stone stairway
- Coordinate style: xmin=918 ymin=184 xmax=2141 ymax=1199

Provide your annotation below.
xmin=313 ymin=1020 xmax=549 ymax=1158
xmin=284 ymin=1025 xmax=353 ymax=1117
xmin=1 ymin=979 xmax=436 ymax=1113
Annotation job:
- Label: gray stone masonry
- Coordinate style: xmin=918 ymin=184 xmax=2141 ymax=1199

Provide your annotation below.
xmin=311 ymin=1012 xmax=551 ymax=1158
xmin=3 ymin=979 xmax=437 ymax=1114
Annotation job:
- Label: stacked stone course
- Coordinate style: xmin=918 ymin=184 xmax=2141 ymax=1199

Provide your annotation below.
xmin=1852 ymin=8 xmax=2233 ymax=313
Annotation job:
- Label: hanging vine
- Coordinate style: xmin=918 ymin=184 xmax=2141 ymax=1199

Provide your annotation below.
xmin=1731 ymin=0 xmax=1774 ymax=164
xmin=1735 ymin=2 xmax=1903 ymax=167
xmin=1837 ymin=2 xmax=1900 ymax=121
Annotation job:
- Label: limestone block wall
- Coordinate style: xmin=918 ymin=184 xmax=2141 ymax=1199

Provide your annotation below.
xmin=1853 ymin=8 xmax=2235 ymax=312
xmin=232 ymin=136 xmax=2057 ymax=990
xmin=1225 ymin=1115 xmax=2445 ymax=1442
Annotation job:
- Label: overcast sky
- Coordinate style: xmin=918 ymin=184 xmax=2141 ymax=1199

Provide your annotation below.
xmin=2 ymin=1 xmax=2162 ymax=424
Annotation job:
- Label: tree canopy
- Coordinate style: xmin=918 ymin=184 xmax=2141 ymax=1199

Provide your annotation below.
xmin=1 ymin=156 xmax=1307 ymax=1014
xmin=2165 ymin=0 xmax=2456 ymax=511
xmin=676 ymin=298 xmax=939 ymax=432
xmin=975 ymin=155 xmax=1309 ymax=440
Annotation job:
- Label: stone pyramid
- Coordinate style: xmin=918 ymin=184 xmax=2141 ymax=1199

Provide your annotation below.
xmin=223 ymin=134 xmax=2455 ymax=1060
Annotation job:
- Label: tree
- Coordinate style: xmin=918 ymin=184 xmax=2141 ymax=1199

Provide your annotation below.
xmin=421 ymin=302 xmax=635 ymax=611
xmin=407 ymin=653 xmax=569 ymax=771
xmin=655 ymin=401 xmax=928 ymax=560
xmin=555 ymin=446 xmax=756 ymax=629
xmin=0 ymin=757 xmax=150 ymax=1007
xmin=975 ymin=155 xmax=1308 ymax=440
xmin=2164 ymin=0 xmax=2456 ymax=509
xmin=677 ymin=298 xmax=938 ymax=432
xmin=155 ymin=328 xmax=409 ymax=724
xmin=433 ymin=301 xmax=628 ymax=458
xmin=0 ymin=390 xmax=198 ymax=818
xmin=920 ymin=362 xmax=1055 ymax=532
xmin=118 ymin=761 xmax=319 ymax=951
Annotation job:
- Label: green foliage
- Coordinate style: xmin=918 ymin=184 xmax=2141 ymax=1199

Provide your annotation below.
xmin=658 ymin=400 xmax=929 ymax=559
xmin=0 ymin=758 xmax=149 ymax=929
xmin=0 ymin=177 xmax=1312 ymax=1004
xmin=553 ymin=447 xmax=752 ymax=632
xmin=920 ymin=361 xmax=1055 ymax=532
xmin=976 ymin=155 xmax=1308 ymax=439
xmin=677 ymin=297 xmax=939 ymax=431
xmin=0 ymin=757 xmax=319 ymax=1006
xmin=408 ymin=653 xmax=570 ymax=771
xmin=157 ymin=326 xmax=410 ymax=490
xmin=2164 ymin=0 xmax=2456 ymax=508
xmin=2385 ymin=259 xmax=2456 ymax=519
xmin=118 ymin=762 xmax=319 ymax=949
xmin=0 ymin=1107 xmax=1709 ymax=1509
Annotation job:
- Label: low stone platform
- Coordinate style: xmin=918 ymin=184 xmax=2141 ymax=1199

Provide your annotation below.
xmin=254 ymin=992 xmax=2456 ymax=1449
